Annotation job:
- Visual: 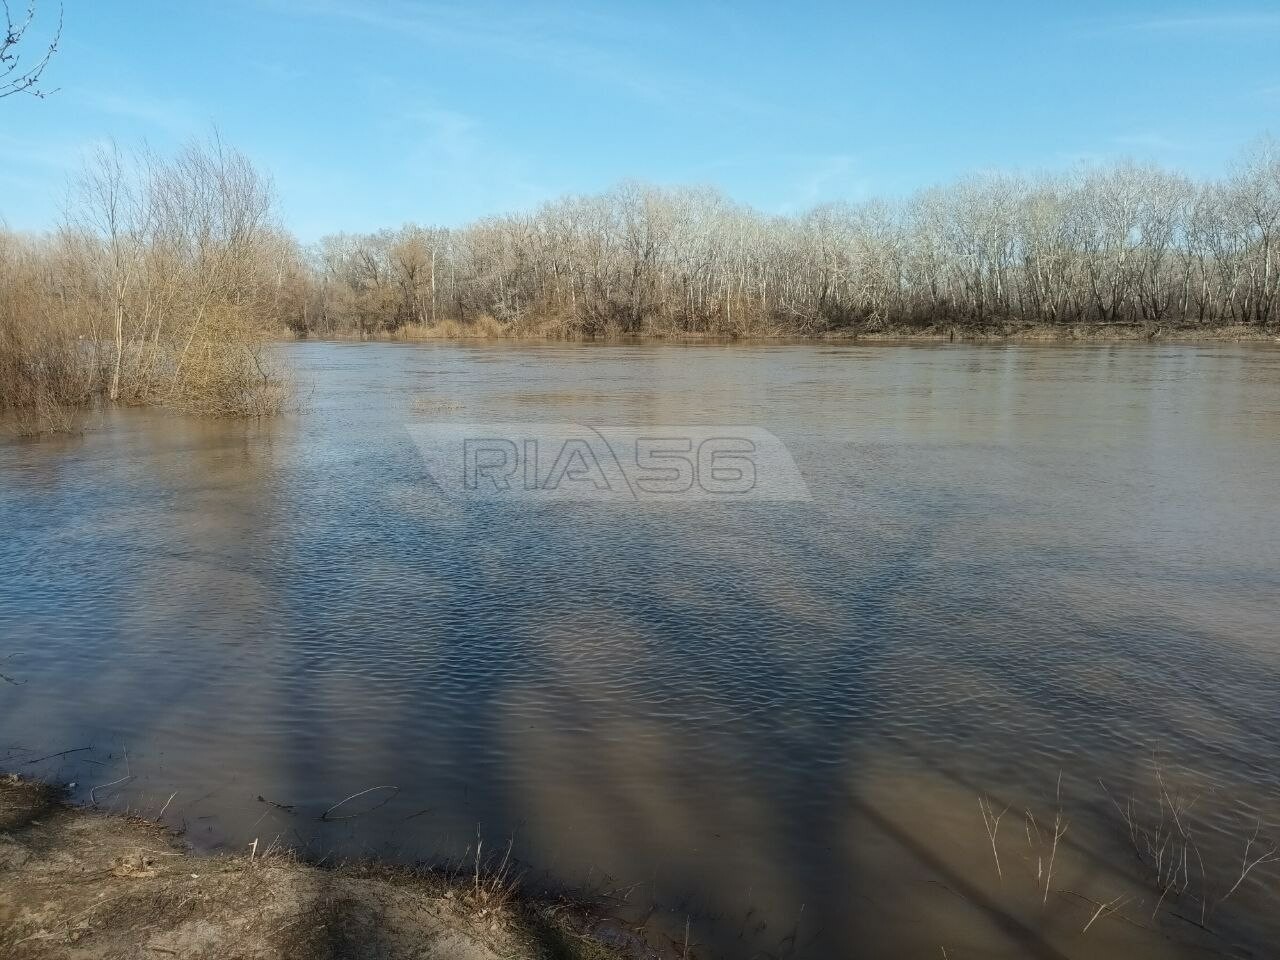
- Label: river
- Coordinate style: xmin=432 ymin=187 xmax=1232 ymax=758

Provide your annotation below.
xmin=3 ymin=341 xmax=1279 ymax=959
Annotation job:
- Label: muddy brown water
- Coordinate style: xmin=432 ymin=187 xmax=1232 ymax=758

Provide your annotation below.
xmin=2 ymin=341 xmax=1279 ymax=959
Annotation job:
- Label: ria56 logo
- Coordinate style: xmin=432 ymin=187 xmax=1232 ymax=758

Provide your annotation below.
xmin=406 ymin=424 xmax=810 ymax=503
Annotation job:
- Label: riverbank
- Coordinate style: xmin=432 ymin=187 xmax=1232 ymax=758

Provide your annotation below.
xmin=0 ymin=775 xmax=656 ymax=960
xmin=305 ymin=319 xmax=1280 ymax=344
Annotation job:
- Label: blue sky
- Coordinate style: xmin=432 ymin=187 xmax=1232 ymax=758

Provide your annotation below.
xmin=3 ymin=0 xmax=1280 ymax=239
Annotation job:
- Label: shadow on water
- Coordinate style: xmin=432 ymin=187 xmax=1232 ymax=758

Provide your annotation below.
xmin=2 ymin=342 xmax=1280 ymax=958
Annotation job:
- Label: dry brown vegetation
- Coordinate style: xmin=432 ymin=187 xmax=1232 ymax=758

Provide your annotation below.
xmin=294 ymin=140 xmax=1280 ymax=341
xmin=0 ymin=137 xmax=292 ymax=434
xmin=5 ymin=134 xmax=1280 ymax=433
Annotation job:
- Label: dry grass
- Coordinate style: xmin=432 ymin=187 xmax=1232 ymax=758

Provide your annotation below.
xmin=392 ymin=313 xmax=507 ymax=340
xmin=367 ymin=307 xmax=789 ymax=342
xmin=0 ymin=774 xmax=646 ymax=960
xmin=390 ymin=312 xmax=599 ymax=341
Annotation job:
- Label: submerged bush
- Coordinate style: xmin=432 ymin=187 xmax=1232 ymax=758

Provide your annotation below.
xmin=0 ymin=137 xmax=291 ymax=432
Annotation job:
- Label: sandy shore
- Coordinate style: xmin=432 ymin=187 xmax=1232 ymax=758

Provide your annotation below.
xmin=0 ymin=775 xmax=661 ymax=960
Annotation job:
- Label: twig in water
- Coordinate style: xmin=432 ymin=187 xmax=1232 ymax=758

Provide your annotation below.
xmin=1098 ymin=778 xmax=1137 ymax=851
xmin=1083 ymin=894 xmax=1130 ymax=932
xmin=1214 ymin=819 xmax=1280 ymax=912
xmin=1043 ymin=771 xmax=1068 ymax=905
xmin=1024 ymin=809 xmax=1042 ymax=849
xmin=24 ymin=746 xmax=92 ymax=765
xmin=1193 ymin=840 xmax=1209 ymax=926
xmin=978 ymin=795 xmax=1010 ymax=879
xmin=90 ymin=775 xmax=133 ymax=805
xmin=0 ymin=653 xmax=22 ymax=685
xmin=319 ymin=785 xmax=398 ymax=821
xmin=157 ymin=792 xmax=177 ymax=819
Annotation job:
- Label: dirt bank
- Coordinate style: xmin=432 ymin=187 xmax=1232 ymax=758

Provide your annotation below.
xmin=0 ymin=776 xmax=660 ymax=960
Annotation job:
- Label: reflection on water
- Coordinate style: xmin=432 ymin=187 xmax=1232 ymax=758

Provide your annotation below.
xmin=2 ymin=342 xmax=1280 ymax=958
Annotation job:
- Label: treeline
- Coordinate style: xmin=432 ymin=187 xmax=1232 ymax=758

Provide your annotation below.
xmin=299 ymin=141 xmax=1280 ymax=338
xmin=3 ymin=137 xmax=1279 ymax=431
xmin=0 ymin=138 xmax=292 ymax=432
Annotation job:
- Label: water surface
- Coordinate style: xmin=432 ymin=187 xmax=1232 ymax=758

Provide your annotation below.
xmin=3 ymin=342 xmax=1280 ymax=959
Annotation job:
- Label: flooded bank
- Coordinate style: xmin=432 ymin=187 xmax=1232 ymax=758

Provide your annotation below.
xmin=0 ymin=775 xmax=642 ymax=960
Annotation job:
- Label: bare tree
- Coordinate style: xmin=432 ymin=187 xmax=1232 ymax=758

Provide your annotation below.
xmin=1 ymin=137 xmax=288 ymax=428
xmin=1 ymin=1 xmax=61 ymax=100
xmin=297 ymin=147 xmax=1280 ymax=340
xmin=9 ymin=135 xmax=1280 ymax=429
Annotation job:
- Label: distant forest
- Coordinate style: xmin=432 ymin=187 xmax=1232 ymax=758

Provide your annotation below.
xmin=2 ymin=136 xmax=1279 ymax=430
xmin=290 ymin=139 xmax=1280 ymax=338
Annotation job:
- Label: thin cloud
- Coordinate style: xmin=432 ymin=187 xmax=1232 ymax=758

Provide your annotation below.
xmin=792 ymin=154 xmax=868 ymax=208
xmin=0 ymin=134 xmax=117 ymax=230
xmin=1052 ymin=150 xmax=1108 ymax=170
xmin=77 ymin=91 xmax=201 ymax=136
xmin=403 ymin=106 xmax=482 ymax=165
xmin=1112 ymin=132 xmax=1184 ymax=152
xmin=685 ymin=151 xmax=870 ymax=214
xmin=257 ymin=0 xmax=774 ymax=117
xmin=1132 ymin=13 xmax=1280 ymax=32
xmin=0 ymin=133 xmax=87 ymax=173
